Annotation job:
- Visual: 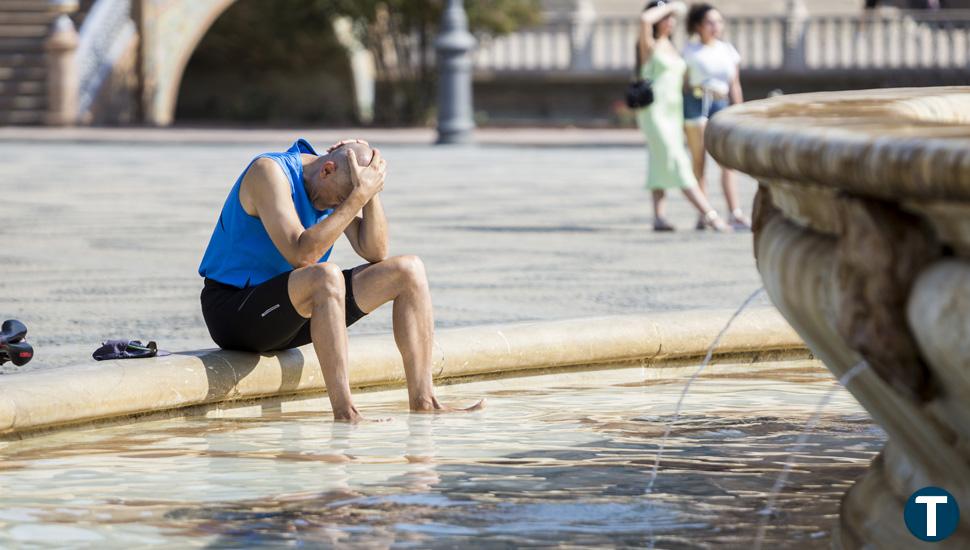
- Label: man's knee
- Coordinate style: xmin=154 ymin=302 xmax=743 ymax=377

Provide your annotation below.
xmin=393 ymin=255 xmax=427 ymax=287
xmin=308 ymin=262 xmax=345 ymax=302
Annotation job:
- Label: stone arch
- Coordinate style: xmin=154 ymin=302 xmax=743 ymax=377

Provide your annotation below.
xmin=140 ymin=0 xmax=238 ymax=126
xmin=140 ymin=0 xmax=365 ymax=126
xmin=172 ymin=1 xmax=360 ymax=125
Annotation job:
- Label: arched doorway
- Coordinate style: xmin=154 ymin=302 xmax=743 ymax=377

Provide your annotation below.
xmin=173 ymin=0 xmax=357 ymax=125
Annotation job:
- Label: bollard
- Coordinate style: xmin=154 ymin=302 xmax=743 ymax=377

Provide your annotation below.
xmin=45 ymin=14 xmax=79 ymax=126
xmin=435 ymin=0 xmax=476 ymax=145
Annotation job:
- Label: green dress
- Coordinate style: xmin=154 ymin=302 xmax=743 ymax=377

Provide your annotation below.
xmin=636 ymin=47 xmax=698 ymax=190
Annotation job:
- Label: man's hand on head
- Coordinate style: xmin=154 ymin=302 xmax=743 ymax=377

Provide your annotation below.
xmin=347 ymin=148 xmax=386 ymax=203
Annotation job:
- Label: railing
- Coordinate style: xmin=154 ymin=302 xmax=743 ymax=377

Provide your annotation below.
xmin=469 ymin=10 xmax=970 ymax=75
xmin=475 ymin=20 xmax=573 ymax=72
xmin=75 ymin=0 xmax=135 ymax=118
xmin=728 ymin=15 xmax=787 ymax=69
xmin=804 ymin=11 xmax=970 ymax=69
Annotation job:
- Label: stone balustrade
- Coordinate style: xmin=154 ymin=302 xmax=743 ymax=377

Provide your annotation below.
xmin=470 ymin=10 xmax=970 ymax=74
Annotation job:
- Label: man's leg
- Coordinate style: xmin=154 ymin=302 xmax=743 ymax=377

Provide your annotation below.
xmin=287 ymin=262 xmax=361 ymax=422
xmin=350 ymin=255 xmax=485 ymax=413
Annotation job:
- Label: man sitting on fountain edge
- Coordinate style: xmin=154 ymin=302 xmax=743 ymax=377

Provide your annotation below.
xmin=198 ymin=138 xmax=485 ymax=422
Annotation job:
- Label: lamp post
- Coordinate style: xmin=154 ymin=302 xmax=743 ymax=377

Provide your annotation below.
xmin=435 ymin=0 xmax=476 ymax=144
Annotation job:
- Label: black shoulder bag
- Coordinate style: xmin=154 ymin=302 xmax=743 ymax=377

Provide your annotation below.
xmin=625 ymin=49 xmax=654 ymax=109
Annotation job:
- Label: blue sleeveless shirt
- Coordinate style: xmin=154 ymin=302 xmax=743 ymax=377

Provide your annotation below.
xmin=198 ymin=139 xmax=333 ymax=288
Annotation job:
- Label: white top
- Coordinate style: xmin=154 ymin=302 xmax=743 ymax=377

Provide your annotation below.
xmin=682 ymin=39 xmax=740 ymax=96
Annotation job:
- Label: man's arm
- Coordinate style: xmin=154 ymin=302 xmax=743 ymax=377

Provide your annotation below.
xmin=343 ymin=194 xmax=388 ymax=263
xmin=245 ymin=158 xmax=374 ymax=268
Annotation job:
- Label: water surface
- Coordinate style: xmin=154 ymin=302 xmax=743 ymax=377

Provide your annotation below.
xmin=0 ymin=362 xmax=883 ymax=548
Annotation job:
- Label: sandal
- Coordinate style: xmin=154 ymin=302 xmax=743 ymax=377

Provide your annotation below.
xmin=695 ymin=214 xmax=707 ymax=231
xmin=702 ymin=210 xmax=733 ymax=233
xmin=654 ymin=218 xmax=676 ymax=232
xmin=729 ymin=209 xmax=752 ymax=231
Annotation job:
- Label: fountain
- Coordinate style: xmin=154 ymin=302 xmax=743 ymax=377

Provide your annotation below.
xmin=707 ymin=86 xmax=970 ymax=547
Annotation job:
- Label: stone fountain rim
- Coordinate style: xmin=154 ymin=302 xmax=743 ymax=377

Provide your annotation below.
xmin=0 ymin=308 xmax=806 ymax=441
xmin=706 ymin=86 xmax=970 ymax=203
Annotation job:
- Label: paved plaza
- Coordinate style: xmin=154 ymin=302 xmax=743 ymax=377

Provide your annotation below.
xmin=0 ymin=131 xmax=768 ymax=372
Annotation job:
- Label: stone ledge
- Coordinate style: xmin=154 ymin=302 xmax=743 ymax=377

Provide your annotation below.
xmin=0 ymin=309 xmax=805 ymax=439
xmin=706 ymin=87 xmax=970 ymax=203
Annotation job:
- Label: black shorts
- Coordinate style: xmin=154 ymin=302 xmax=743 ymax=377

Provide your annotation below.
xmin=200 ymin=269 xmax=367 ymax=352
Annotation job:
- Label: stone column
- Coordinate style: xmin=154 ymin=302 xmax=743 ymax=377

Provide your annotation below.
xmin=332 ymin=17 xmax=376 ymax=124
xmin=435 ymin=0 xmax=477 ymax=145
xmin=48 ymin=0 xmax=79 ymax=16
xmin=782 ymin=0 xmax=808 ymax=71
xmin=44 ymin=14 xmax=79 ymax=126
xmin=569 ymin=0 xmax=596 ymax=72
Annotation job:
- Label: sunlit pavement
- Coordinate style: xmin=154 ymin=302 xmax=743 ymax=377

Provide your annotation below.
xmin=0 ymin=132 xmax=765 ymax=371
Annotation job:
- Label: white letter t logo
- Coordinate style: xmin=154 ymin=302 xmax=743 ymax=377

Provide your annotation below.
xmin=916 ymin=495 xmax=949 ymax=537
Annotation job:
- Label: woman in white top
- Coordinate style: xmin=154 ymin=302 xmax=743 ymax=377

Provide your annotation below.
xmin=682 ymin=4 xmax=750 ymax=230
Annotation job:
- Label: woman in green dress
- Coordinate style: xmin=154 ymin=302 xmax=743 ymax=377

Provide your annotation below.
xmin=636 ymin=0 xmax=729 ymax=232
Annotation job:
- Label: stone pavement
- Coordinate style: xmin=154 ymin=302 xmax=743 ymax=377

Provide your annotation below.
xmin=0 ymin=132 xmax=769 ymax=372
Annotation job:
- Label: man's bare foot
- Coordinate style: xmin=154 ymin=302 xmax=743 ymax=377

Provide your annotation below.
xmin=332 ymin=406 xmax=390 ymax=423
xmin=333 ymin=409 xmax=364 ymax=424
xmin=410 ymin=396 xmax=487 ymax=414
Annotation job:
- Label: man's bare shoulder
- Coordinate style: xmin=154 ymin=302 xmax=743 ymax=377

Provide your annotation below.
xmin=246 ymin=157 xmax=287 ymax=185
xmin=240 ymin=157 xmax=289 ymax=215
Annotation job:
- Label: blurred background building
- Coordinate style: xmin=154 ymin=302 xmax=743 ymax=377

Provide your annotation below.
xmin=2 ymin=0 xmax=969 ymax=128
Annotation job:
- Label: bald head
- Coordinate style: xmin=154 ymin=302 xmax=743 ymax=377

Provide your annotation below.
xmin=307 ymin=142 xmax=376 ymax=209
xmin=328 ymin=142 xmax=375 ymax=189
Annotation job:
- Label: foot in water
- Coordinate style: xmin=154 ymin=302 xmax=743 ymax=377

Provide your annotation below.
xmin=411 ymin=396 xmax=487 ymax=414
xmin=333 ymin=405 xmax=391 ymax=424
xmin=333 ymin=397 xmax=487 ymax=422
xmin=653 ymin=218 xmax=676 ymax=232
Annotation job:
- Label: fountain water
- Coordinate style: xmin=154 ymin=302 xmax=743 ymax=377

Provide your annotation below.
xmin=645 ymin=287 xmax=765 ymax=548
xmin=645 ymin=286 xmax=766 ymax=497
xmin=753 ymin=360 xmax=870 ymax=550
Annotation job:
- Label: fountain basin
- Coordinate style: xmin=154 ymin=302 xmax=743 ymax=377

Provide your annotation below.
xmin=0 ymin=360 xmax=878 ymax=547
xmin=708 ymin=87 xmax=970 ymax=548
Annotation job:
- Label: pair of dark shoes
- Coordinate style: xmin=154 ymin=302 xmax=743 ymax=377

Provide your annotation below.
xmin=696 ymin=211 xmax=750 ymax=232
xmin=93 ymin=340 xmax=170 ymax=361
xmin=655 ymin=211 xmax=732 ymax=232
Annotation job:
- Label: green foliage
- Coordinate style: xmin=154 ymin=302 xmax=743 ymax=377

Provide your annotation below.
xmin=324 ymin=0 xmax=543 ymax=124
xmin=181 ymin=1 xmax=344 ymax=73
xmin=179 ymin=0 xmax=542 ymax=124
xmin=467 ymin=0 xmax=543 ymax=36
xmin=325 ymin=0 xmax=542 ymax=37
xmin=177 ymin=0 xmax=357 ymax=124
